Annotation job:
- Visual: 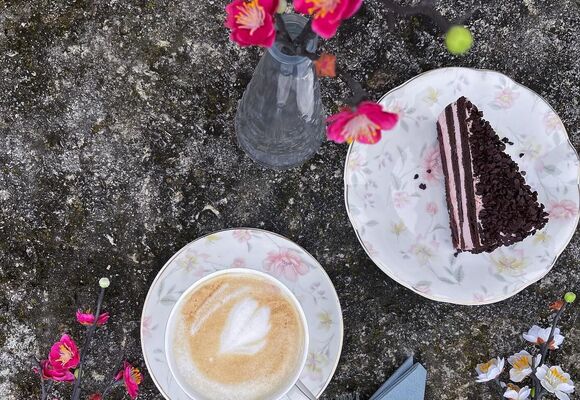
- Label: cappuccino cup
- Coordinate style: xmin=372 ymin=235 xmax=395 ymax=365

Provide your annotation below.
xmin=165 ymin=268 xmax=309 ymax=400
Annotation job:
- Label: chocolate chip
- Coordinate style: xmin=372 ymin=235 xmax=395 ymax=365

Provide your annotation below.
xmin=414 ymin=174 xmax=419 ymax=179
xmin=426 ymin=169 xmax=432 ymax=174
xmin=519 ymin=153 xmax=524 ymax=158
xmin=419 ymin=183 xmax=426 ymax=190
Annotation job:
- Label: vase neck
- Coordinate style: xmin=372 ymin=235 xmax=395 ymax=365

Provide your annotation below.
xmin=269 ymin=14 xmax=318 ymax=65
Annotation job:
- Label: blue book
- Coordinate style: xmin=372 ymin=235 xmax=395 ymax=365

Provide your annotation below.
xmin=370 ymin=356 xmax=427 ymax=400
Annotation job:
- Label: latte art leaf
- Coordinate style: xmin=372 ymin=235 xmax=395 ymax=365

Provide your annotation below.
xmin=220 ymin=297 xmax=271 ymax=355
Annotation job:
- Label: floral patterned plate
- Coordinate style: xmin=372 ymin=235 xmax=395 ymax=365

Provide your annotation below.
xmin=344 ymin=67 xmax=579 ymax=305
xmin=141 ymin=228 xmax=343 ymax=399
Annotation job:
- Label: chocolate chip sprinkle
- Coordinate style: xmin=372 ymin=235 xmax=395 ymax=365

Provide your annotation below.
xmin=414 ymin=174 xmax=419 ymax=179
xmin=419 ymin=183 xmax=426 ymax=190
xmin=519 ymin=153 xmax=524 ymax=158
xmin=426 ymin=169 xmax=432 ymax=174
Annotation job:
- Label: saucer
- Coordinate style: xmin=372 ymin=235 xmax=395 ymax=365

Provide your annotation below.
xmin=344 ymin=67 xmax=579 ymax=305
xmin=141 ymin=228 xmax=344 ymax=399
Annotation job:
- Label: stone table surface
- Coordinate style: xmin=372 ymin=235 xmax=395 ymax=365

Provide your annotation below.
xmin=0 ymin=0 xmax=579 ymax=399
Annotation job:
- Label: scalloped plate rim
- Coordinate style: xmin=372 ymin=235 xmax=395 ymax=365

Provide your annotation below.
xmin=140 ymin=227 xmax=344 ymax=399
xmin=343 ymin=66 xmax=580 ymax=305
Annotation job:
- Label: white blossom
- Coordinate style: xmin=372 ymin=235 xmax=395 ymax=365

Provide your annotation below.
xmin=475 ymin=357 xmax=504 ymax=383
xmin=523 ymin=325 xmax=564 ymax=349
xmin=536 ymin=365 xmax=575 ymax=400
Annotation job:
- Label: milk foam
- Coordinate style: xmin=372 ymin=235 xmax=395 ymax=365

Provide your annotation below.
xmin=171 ymin=273 xmax=305 ymax=400
xmin=220 ymin=297 xmax=271 ymax=355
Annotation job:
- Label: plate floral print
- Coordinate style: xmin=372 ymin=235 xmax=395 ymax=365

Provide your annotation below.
xmin=345 ymin=67 xmax=580 ymax=305
xmin=141 ymin=229 xmax=343 ymax=399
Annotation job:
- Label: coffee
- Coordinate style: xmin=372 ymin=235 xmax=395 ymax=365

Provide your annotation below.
xmin=170 ymin=273 xmax=306 ymax=400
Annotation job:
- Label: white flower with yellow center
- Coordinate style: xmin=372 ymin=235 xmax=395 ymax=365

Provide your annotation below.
xmin=523 ymin=325 xmax=564 ymax=349
xmin=536 ymin=365 xmax=575 ymax=400
xmin=504 ymin=384 xmax=531 ymax=400
xmin=508 ymin=350 xmax=541 ymax=382
xmin=475 ymin=357 xmax=504 ymax=382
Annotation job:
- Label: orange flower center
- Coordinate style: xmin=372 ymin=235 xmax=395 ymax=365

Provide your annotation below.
xmin=343 ymin=114 xmax=380 ymax=143
xmin=512 ymin=356 xmax=530 ymax=371
xmin=306 ymin=0 xmax=341 ymax=18
xmin=549 ymin=367 xmax=567 ymax=383
xmin=235 ymin=0 xmax=265 ymax=35
xmin=479 ymin=360 xmax=493 ymax=373
xmin=56 ymin=343 xmax=74 ymax=365
xmin=131 ymin=367 xmax=143 ymax=385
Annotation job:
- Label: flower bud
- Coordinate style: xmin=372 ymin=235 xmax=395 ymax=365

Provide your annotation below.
xmin=445 ymin=25 xmax=474 ymax=55
xmin=564 ymin=292 xmax=576 ymax=303
xmin=99 ymin=277 xmax=110 ymax=289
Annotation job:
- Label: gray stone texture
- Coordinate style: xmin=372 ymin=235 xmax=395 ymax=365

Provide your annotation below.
xmin=0 ymin=0 xmax=578 ymax=399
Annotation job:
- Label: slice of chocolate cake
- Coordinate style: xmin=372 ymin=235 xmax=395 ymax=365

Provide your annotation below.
xmin=436 ymin=96 xmax=549 ymax=253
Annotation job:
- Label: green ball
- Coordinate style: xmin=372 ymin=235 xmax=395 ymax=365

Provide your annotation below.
xmin=564 ymin=292 xmax=576 ymax=303
xmin=445 ymin=25 xmax=474 ymax=55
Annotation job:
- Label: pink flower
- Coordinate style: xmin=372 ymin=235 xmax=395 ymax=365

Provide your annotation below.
xmin=231 ymin=257 xmax=247 ymax=268
xmin=263 ymin=249 xmax=309 ymax=281
xmin=426 ymin=202 xmax=438 ymax=216
xmin=225 ymin=0 xmax=278 ymax=47
xmin=326 ymin=101 xmax=398 ymax=144
xmin=115 ymin=362 xmax=143 ymax=400
xmin=393 ymin=191 xmax=410 ymax=208
xmin=38 ymin=360 xmax=75 ymax=382
xmin=494 ymin=87 xmax=519 ymax=109
xmin=294 ymin=0 xmax=363 ymax=39
xmin=548 ymin=200 xmax=577 ymax=219
xmin=233 ymin=230 xmax=252 ymax=242
xmin=76 ymin=310 xmax=110 ymax=326
xmin=422 ymin=145 xmax=443 ymax=182
xmin=49 ymin=334 xmax=80 ymax=371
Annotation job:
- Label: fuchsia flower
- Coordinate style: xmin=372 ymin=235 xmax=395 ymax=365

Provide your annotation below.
xmin=115 ymin=362 xmax=143 ymax=400
xmin=225 ymin=0 xmax=279 ymax=47
xmin=294 ymin=0 xmax=363 ymax=39
xmin=76 ymin=310 xmax=110 ymax=326
xmin=38 ymin=359 xmax=75 ymax=382
xmin=48 ymin=334 xmax=80 ymax=371
xmin=327 ymin=101 xmax=398 ymax=144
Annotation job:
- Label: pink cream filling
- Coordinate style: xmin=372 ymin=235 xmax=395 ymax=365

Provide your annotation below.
xmin=438 ymin=102 xmax=484 ymax=250
xmin=437 ymin=113 xmax=461 ymax=243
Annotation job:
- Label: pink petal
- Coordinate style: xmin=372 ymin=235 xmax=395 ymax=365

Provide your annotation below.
xmin=311 ymin=16 xmax=340 ymax=39
xmin=293 ymin=0 xmax=310 ymax=15
xmin=340 ymin=0 xmax=363 ymax=20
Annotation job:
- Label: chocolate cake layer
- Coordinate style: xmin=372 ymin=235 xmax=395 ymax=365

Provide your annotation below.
xmin=436 ymin=96 xmax=549 ymax=254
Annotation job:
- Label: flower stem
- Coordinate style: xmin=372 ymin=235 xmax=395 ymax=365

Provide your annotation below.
xmin=71 ymin=286 xmax=106 ymax=400
xmin=538 ymin=303 xmax=566 ymax=368
xmin=337 ymin=66 xmax=368 ymax=106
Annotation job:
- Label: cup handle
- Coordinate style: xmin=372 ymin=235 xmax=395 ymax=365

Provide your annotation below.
xmin=294 ymin=379 xmax=317 ymax=400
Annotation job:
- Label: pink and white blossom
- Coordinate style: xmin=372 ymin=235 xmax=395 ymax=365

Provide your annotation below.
xmin=503 ymin=385 xmax=531 ymax=400
xmin=535 ymin=365 xmax=575 ymax=400
xmin=523 ymin=325 xmax=564 ymax=349
xmin=475 ymin=357 xmax=504 ymax=382
xmin=263 ymin=249 xmax=309 ymax=281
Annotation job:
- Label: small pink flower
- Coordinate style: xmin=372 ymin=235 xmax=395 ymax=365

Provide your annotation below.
xmin=263 ymin=249 xmax=309 ymax=281
xmin=233 ymin=230 xmax=252 ymax=242
xmin=326 ymin=101 xmax=398 ymax=144
xmin=548 ymin=200 xmax=577 ymax=219
xmin=494 ymin=87 xmax=519 ymax=109
xmin=422 ymin=145 xmax=443 ymax=182
xmin=49 ymin=334 xmax=80 ymax=371
xmin=38 ymin=360 xmax=75 ymax=382
xmin=294 ymin=0 xmax=362 ymax=39
xmin=115 ymin=362 xmax=143 ymax=400
xmin=393 ymin=191 xmax=410 ymax=209
xmin=231 ymin=257 xmax=246 ymax=268
xmin=426 ymin=202 xmax=438 ymax=216
xmin=76 ymin=310 xmax=110 ymax=326
xmin=225 ymin=0 xmax=278 ymax=47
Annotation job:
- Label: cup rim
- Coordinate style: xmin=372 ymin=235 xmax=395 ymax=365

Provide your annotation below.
xmin=164 ymin=268 xmax=310 ymax=400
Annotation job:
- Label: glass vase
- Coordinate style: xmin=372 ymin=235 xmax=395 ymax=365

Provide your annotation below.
xmin=235 ymin=14 xmax=325 ymax=170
